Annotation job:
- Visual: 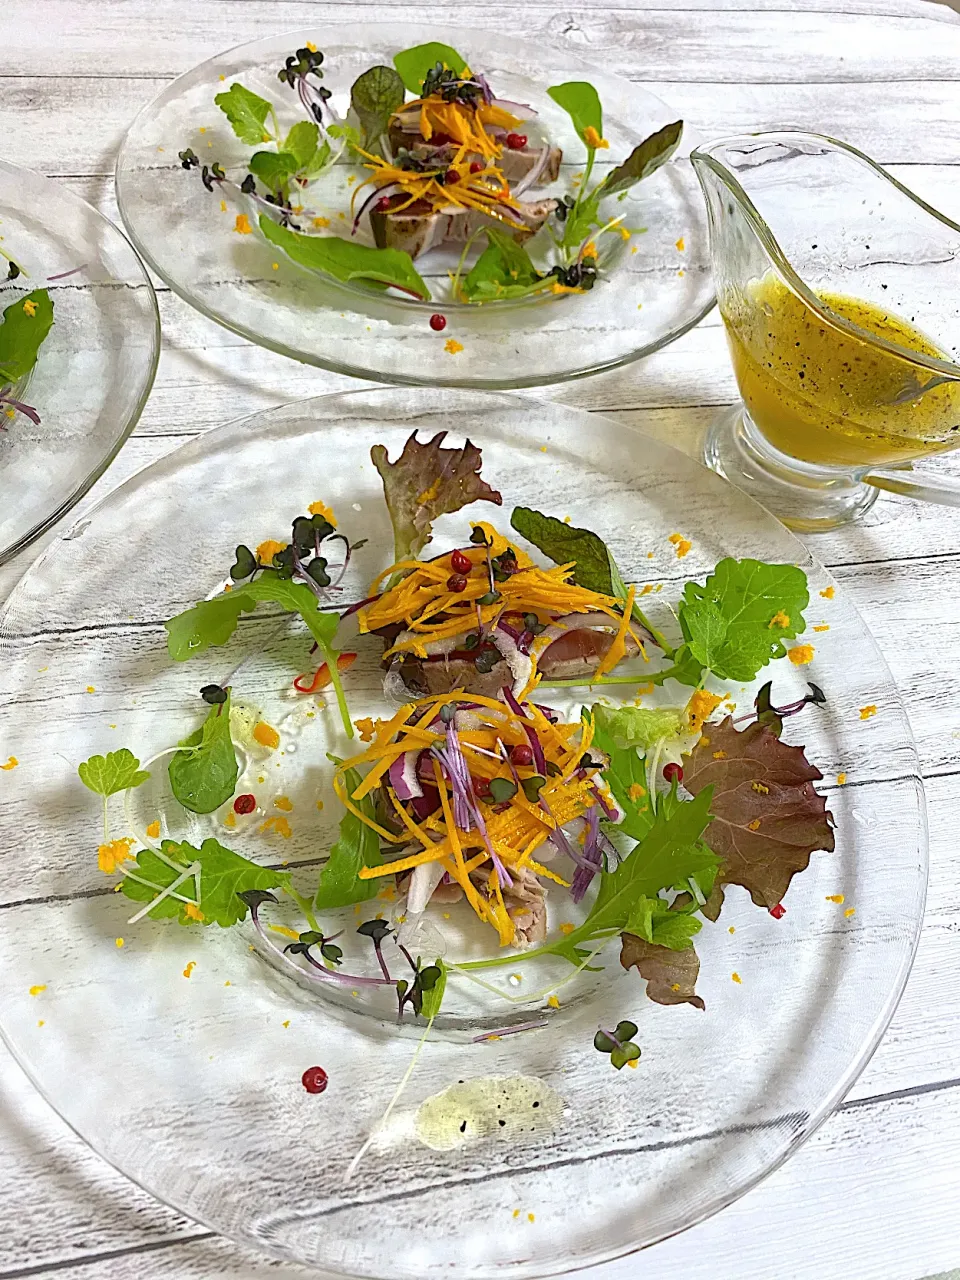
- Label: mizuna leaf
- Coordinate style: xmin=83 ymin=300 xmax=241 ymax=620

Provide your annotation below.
xmin=168 ymin=692 xmax=239 ymax=814
xmin=121 ymin=837 xmax=288 ymax=927
xmin=371 ymin=430 xmax=503 ymax=563
xmin=619 ymin=932 xmax=705 ymax=1009
xmin=314 ymin=764 xmax=381 ymax=910
xmin=683 ymin=715 xmax=835 ymax=910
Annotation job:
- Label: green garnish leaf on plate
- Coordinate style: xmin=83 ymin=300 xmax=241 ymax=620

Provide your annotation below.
xmin=282 ymin=120 xmax=329 ymax=175
xmin=258 ymin=215 xmax=431 ymax=300
xmin=168 ymin=690 xmax=239 ymax=814
xmin=393 ymin=42 xmax=468 ymax=95
xmin=350 ymin=65 xmax=406 ymax=150
xmin=214 ymin=82 xmax=274 ymax=145
xmin=598 ymin=121 xmax=684 ymax=197
xmin=78 ymin=748 xmax=150 ymax=797
xmin=622 ymin=894 xmax=702 ymax=951
xmin=121 ymin=837 xmax=289 ymax=927
xmin=0 ymin=289 xmax=54 ymax=386
xmin=460 ymin=228 xmax=549 ymax=303
xmin=592 ymin=704 xmax=684 ymax=751
xmin=619 ymin=931 xmax=705 ymax=1009
xmin=247 ymin=149 xmax=298 ymax=191
xmin=547 ymin=81 xmax=603 ymax=146
xmin=314 ymin=761 xmax=382 ymax=910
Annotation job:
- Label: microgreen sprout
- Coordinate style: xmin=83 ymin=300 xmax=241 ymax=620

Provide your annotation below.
xmin=593 ymin=1020 xmax=641 ymax=1070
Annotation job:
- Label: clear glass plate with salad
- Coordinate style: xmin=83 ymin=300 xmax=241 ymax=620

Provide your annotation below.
xmin=0 ymin=388 xmax=924 ymax=1278
xmin=115 ymin=24 xmax=713 ymax=389
xmin=0 ymin=159 xmax=159 ymax=563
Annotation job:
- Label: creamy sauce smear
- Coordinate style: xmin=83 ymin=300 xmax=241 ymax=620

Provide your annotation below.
xmin=415 ymin=1075 xmax=564 ymax=1152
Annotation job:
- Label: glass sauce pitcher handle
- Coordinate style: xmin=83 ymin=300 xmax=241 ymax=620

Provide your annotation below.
xmin=863 ymin=467 xmax=960 ymax=507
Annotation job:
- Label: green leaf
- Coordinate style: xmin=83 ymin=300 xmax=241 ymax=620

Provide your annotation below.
xmin=393 ymin=42 xmax=467 ymax=95
xmin=314 ymin=764 xmax=381 ymax=910
xmin=547 ymin=81 xmax=603 ymax=145
xmin=164 ymin=592 xmax=254 ymax=662
xmin=583 ymin=788 xmax=717 ymax=938
xmin=239 ymin=574 xmax=339 ymax=652
xmin=592 ymin=703 xmax=684 ymax=751
xmin=0 ymin=289 xmax=55 ymax=385
xmin=214 ymin=82 xmax=274 ymax=145
xmin=461 ymin=227 xmax=545 ymax=302
xmin=78 ymin=748 xmax=150 ymax=797
xmin=420 ymin=958 xmax=447 ymax=1019
xmin=679 ymin=558 xmax=810 ymax=682
xmin=258 ymin=215 xmax=430 ymax=300
xmin=511 ymin=507 xmax=618 ymax=596
xmin=121 ymin=837 xmax=288 ymax=927
xmin=372 ymin=431 xmax=502 ymax=564
xmin=561 ymin=188 xmax=603 ymax=249
xmin=248 ymin=149 xmax=298 ymax=191
xmin=623 ymin=894 xmax=702 ymax=950
xmin=283 ymin=120 xmax=321 ymax=169
xmin=610 ymin=1041 xmax=641 ymax=1070
xmin=168 ymin=691 xmax=239 ymax=814
xmin=598 ymin=121 xmax=684 ymax=198
xmin=588 ymin=707 xmax=654 ymax=843
xmin=351 ymin=65 xmax=406 ymax=149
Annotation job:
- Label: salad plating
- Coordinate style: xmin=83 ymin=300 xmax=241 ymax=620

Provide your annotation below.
xmin=79 ymin=433 xmax=836 ymax=1057
xmin=178 ymin=39 xmax=683 ymax=307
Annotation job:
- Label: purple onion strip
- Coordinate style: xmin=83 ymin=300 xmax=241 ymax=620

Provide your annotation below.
xmin=501 ymin=685 xmax=547 ymax=776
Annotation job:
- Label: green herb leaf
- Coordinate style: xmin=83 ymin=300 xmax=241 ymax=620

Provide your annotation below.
xmin=560 ymin=188 xmax=603 ymax=249
xmin=547 ymin=81 xmax=603 ymax=145
xmin=679 ymin=558 xmax=810 ymax=682
xmin=610 ymin=1041 xmax=642 ymax=1070
xmin=78 ymin=748 xmax=150 ymax=797
xmin=214 ymin=82 xmax=274 ymax=145
xmin=283 ymin=120 xmax=328 ymax=174
xmin=588 ymin=707 xmax=653 ymax=842
xmin=168 ymin=691 xmax=239 ymax=814
xmin=121 ymin=837 xmax=288 ymax=927
xmin=489 ymin=776 xmax=519 ymax=803
xmin=350 ymin=65 xmax=406 ymax=149
xmin=164 ymin=592 xmax=255 ymax=662
xmin=419 ymin=958 xmax=447 ymax=1019
xmin=248 ymin=149 xmax=298 ymax=191
xmin=511 ymin=506 xmax=618 ymax=596
xmin=592 ymin=703 xmax=684 ymax=751
xmin=258 ymin=215 xmax=430 ymax=300
xmin=393 ymin=42 xmax=468 ymax=95
xmin=314 ymin=763 xmax=382 ymax=910
xmin=598 ymin=121 xmax=684 ymax=198
xmin=461 ymin=227 xmax=545 ymax=302
xmin=622 ymin=894 xmax=702 ymax=950
xmin=372 ymin=431 xmax=502 ymax=564
xmin=619 ymin=931 xmax=705 ymax=1009
xmin=0 ymin=289 xmax=55 ymax=385
xmin=683 ymin=714 xmax=835 ymax=911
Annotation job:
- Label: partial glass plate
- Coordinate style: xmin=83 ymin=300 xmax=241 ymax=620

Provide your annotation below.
xmin=115 ymin=23 xmax=713 ymax=389
xmin=0 ymin=159 xmax=159 ymax=563
xmin=0 ymin=388 xmax=924 ymax=1279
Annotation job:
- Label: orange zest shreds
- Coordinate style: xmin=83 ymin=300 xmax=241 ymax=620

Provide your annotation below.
xmin=859 ymin=704 xmax=878 ymax=720
xmin=256 ymin=539 xmax=286 ymax=565
xmin=583 ymin=126 xmax=608 ymax=150
xmin=294 ymin=652 xmax=357 ymax=693
xmin=260 ymin=815 xmax=292 ymax=838
xmin=844 ymin=907 xmax=856 ymax=918
xmin=269 ymin=924 xmax=300 ymax=940
xmin=98 ymin=837 xmax=134 ymax=874
xmin=29 ymin=985 xmax=46 ymax=996
xmin=444 ymin=338 xmax=464 ymax=355
xmin=146 ymin=819 xmax=161 ymax=839
xmin=183 ymin=961 xmax=196 ymax=978
xmin=0 ymin=755 xmax=18 ymax=771
xmin=668 ymin=532 xmax=692 ymax=559
xmin=686 ymin=690 xmax=724 ymax=732
xmin=826 ymin=893 xmax=845 ymax=904
xmin=273 ymin=795 xmax=294 ymax=811
xmin=308 ymin=500 xmax=337 ymax=526
xmin=769 ymin=611 xmax=790 ymax=629
xmin=788 ymin=644 xmax=814 ymax=665
xmin=628 ymin=783 xmax=646 ymax=802
xmin=676 ymin=237 xmax=686 ymax=252
xmin=731 ymin=972 xmax=742 ymax=984
xmin=837 ymin=771 xmax=847 ymax=785
xmin=820 ymin=586 xmax=835 ymax=599
xmin=547 ymin=994 xmax=561 ymax=1009
xmin=813 ymin=624 xmax=830 ymax=632
xmin=594 ymin=584 xmax=638 ymax=678
xmin=184 ymin=902 xmax=204 ymax=921
xmin=234 ymin=214 xmax=252 ymax=234
xmin=253 ymin=721 xmax=280 ymax=749
xmin=356 ymin=717 xmax=376 ymax=742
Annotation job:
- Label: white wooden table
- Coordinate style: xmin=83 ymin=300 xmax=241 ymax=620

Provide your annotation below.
xmin=2 ymin=1 xmax=960 ymax=1277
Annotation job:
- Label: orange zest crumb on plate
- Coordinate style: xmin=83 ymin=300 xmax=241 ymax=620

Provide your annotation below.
xmin=837 ymin=772 xmax=847 ymax=785
xmin=844 ymin=907 xmax=856 ymax=918
xmin=787 ymin=644 xmax=814 ymax=665
xmin=668 ymin=532 xmax=692 ymax=558
xmin=0 ymin=756 xmax=18 ymax=771
xmin=29 ymin=985 xmax=46 ymax=996
xmin=253 ymin=721 xmax=281 ymax=749
xmin=146 ymin=819 xmax=161 ymax=838
xmin=234 ymin=213 xmax=253 ymax=235
xmin=547 ymin=995 xmax=560 ymax=1009
xmin=859 ymin=704 xmax=878 ymax=720
xmin=731 ymin=972 xmax=742 ymax=984
xmin=826 ymin=894 xmax=845 ymax=904
xmin=183 ymin=961 xmax=196 ymax=978
xmin=444 ymin=338 xmax=464 ymax=354
xmin=820 ymin=586 xmax=835 ymax=599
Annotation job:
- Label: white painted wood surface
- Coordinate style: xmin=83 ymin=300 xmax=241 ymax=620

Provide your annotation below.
xmin=2 ymin=1 xmax=960 ymax=1276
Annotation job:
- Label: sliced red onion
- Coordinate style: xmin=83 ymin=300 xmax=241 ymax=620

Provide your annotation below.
xmin=406 ymin=859 xmax=446 ymax=914
xmin=410 ymin=788 xmax=440 ymax=821
xmin=513 ymin=145 xmax=553 ymax=198
xmin=388 ymin=750 xmax=423 ymax=801
xmin=352 ymin=182 xmax=403 ymax=234
xmin=591 ymin=783 xmax=623 ymax=824
xmin=490 ymin=97 xmax=537 ymax=119
xmin=473 ymin=72 xmax=495 ymax=105
xmin=490 ymin=628 xmax=534 ymax=697
xmin=497 ymin=619 xmax=522 ymax=642
xmin=500 ymin=685 xmax=546 ymax=776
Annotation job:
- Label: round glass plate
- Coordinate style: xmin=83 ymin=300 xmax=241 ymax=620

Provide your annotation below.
xmin=0 ymin=159 xmax=159 ymax=563
xmin=0 ymin=389 xmax=924 ymax=1279
xmin=115 ymin=23 xmax=714 ymax=389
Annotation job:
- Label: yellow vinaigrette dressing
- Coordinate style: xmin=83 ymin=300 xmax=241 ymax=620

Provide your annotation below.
xmin=722 ymin=275 xmax=960 ymax=467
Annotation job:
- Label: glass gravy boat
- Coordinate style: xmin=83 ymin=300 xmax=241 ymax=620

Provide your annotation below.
xmin=692 ymin=131 xmax=960 ymax=530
